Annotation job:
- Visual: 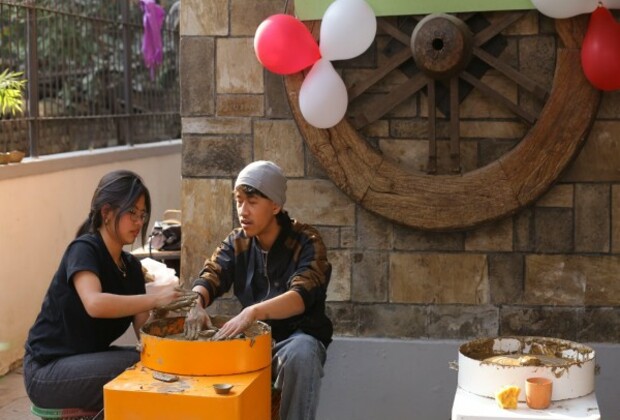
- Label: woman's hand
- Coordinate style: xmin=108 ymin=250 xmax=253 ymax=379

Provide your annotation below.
xmin=213 ymin=306 xmax=257 ymax=340
xmin=149 ymin=283 xmax=184 ymax=308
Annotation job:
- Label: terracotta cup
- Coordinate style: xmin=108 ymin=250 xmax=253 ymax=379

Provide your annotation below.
xmin=525 ymin=377 xmax=553 ymax=409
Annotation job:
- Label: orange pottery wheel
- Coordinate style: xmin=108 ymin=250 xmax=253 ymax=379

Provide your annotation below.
xmin=139 ymin=316 xmax=272 ymax=376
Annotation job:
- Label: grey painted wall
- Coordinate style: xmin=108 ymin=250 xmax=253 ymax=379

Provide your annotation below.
xmin=317 ymin=338 xmax=619 ymax=420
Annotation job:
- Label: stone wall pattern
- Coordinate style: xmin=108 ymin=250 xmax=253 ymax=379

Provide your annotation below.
xmin=180 ymin=2 xmax=620 ymax=342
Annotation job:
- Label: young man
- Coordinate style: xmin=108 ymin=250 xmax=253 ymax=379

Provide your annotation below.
xmin=184 ymin=160 xmax=333 ymax=420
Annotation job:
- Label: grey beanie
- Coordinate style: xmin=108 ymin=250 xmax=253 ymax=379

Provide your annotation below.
xmin=235 ymin=160 xmax=287 ymax=206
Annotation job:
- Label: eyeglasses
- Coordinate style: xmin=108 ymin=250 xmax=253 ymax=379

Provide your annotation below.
xmin=127 ymin=208 xmax=148 ymax=223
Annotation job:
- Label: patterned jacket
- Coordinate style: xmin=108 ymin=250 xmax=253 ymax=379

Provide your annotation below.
xmin=192 ymin=214 xmax=333 ymax=347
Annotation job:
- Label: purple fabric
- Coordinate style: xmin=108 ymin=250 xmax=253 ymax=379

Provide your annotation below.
xmin=140 ymin=0 xmax=166 ymax=80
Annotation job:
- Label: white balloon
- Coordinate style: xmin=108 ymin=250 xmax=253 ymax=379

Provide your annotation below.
xmin=530 ymin=0 xmax=597 ymax=19
xmin=299 ymin=59 xmax=348 ymax=129
xmin=319 ymin=0 xmax=377 ymax=61
xmin=602 ymin=0 xmax=620 ymax=9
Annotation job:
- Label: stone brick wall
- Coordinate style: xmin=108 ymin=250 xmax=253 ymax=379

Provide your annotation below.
xmin=180 ymin=1 xmax=620 ymax=343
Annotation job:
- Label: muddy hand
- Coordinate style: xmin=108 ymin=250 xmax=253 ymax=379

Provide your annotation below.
xmin=184 ymin=302 xmax=213 ymax=340
xmin=213 ymin=307 xmax=254 ymax=340
xmin=156 ymin=288 xmax=200 ymax=312
xmin=151 ymin=289 xmax=200 ymax=319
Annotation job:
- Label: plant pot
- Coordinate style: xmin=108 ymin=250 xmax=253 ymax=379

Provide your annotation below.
xmin=8 ymin=150 xmax=25 ymax=163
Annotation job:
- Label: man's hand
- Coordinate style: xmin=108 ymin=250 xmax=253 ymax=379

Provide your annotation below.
xmin=184 ymin=300 xmax=213 ymax=340
xmin=213 ymin=306 xmax=257 ymax=340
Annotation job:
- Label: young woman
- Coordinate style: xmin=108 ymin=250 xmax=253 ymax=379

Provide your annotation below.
xmin=24 ymin=170 xmax=183 ymax=412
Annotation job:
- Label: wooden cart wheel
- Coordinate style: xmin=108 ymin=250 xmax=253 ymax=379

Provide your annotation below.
xmin=284 ymin=6 xmax=599 ymax=231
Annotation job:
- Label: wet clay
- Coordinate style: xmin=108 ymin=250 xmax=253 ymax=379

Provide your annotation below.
xmin=142 ymin=315 xmax=270 ymax=342
xmin=484 ymin=354 xmax=561 ymax=367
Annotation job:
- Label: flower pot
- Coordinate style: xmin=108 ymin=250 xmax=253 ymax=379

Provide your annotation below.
xmin=8 ymin=150 xmax=25 ymax=163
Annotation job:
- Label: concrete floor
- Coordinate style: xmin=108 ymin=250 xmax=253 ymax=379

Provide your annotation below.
xmin=0 ymin=367 xmax=37 ymax=419
xmin=3 ymin=340 xmax=618 ymax=419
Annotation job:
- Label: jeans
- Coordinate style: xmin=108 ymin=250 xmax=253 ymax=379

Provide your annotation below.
xmin=272 ymin=331 xmax=327 ymax=420
xmin=23 ymin=347 xmax=139 ymax=411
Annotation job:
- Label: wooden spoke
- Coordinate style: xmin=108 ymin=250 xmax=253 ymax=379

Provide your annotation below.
xmin=474 ymin=12 xmax=526 ymax=46
xmin=348 ymin=48 xmax=413 ymax=101
xmin=450 ymin=77 xmax=461 ymax=173
xmin=457 ymin=13 xmax=477 ymax=21
xmin=428 ymin=79 xmax=437 ymax=174
xmin=377 ymin=19 xmax=411 ymax=46
xmin=473 ymin=46 xmax=549 ymax=100
xmin=460 ymin=71 xmax=537 ymax=124
xmin=349 ymin=72 xmax=427 ymax=129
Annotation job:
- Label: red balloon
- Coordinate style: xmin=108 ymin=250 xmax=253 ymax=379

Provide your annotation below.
xmin=581 ymin=7 xmax=620 ymax=91
xmin=254 ymin=14 xmax=321 ymax=75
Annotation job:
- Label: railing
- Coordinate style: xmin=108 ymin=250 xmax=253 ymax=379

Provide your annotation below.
xmin=0 ymin=0 xmax=180 ymax=157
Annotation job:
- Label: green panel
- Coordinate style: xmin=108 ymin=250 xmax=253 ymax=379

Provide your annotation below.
xmin=295 ymin=0 xmax=536 ymax=20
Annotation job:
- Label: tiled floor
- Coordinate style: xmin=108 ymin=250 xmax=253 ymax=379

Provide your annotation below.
xmin=0 ymin=329 xmax=137 ymax=419
xmin=0 ymin=367 xmax=37 ymax=419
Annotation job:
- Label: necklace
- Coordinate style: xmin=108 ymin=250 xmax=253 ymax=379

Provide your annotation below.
xmin=260 ymin=249 xmax=270 ymax=301
xmin=117 ymin=257 xmax=127 ymax=278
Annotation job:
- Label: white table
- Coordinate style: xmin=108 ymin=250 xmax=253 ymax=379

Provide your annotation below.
xmin=130 ymin=245 xmax=180 ymax=261
xmin=452 ymin=387 xmax=601 ymax=420
xmin=130 ymin=245 xmax=180 ymax=275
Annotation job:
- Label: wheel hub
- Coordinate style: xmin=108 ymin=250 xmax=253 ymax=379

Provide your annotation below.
xmin=411 ymin=14 xmax=473 ymax=80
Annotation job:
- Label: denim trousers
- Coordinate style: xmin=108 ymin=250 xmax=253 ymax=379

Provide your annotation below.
xmin=272 ymin=331 xmax=327 ymax=420
xmin=23 ymin=346 xmax=139 ymax=411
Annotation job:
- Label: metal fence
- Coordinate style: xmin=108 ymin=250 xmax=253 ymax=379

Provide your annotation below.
xmin=0 ymin=0 xmax=180 ymax=157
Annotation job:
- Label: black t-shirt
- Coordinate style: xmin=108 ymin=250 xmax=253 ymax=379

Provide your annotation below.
xmin=25 ymin=232 xmax=145 ymax=364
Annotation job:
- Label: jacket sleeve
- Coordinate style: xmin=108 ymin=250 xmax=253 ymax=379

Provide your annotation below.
xmin=191 ymin=233 xmax=236 ymax=303
xmin=288 ymin=226 xmax=331 ymax=312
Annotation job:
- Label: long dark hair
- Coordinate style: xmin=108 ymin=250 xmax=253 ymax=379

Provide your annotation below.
xmin=76 ymin=170 xmax=152 ymax=245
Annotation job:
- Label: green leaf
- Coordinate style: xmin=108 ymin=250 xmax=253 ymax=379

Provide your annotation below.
xmin=0 ymin=70 xmax=27 ymax=116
